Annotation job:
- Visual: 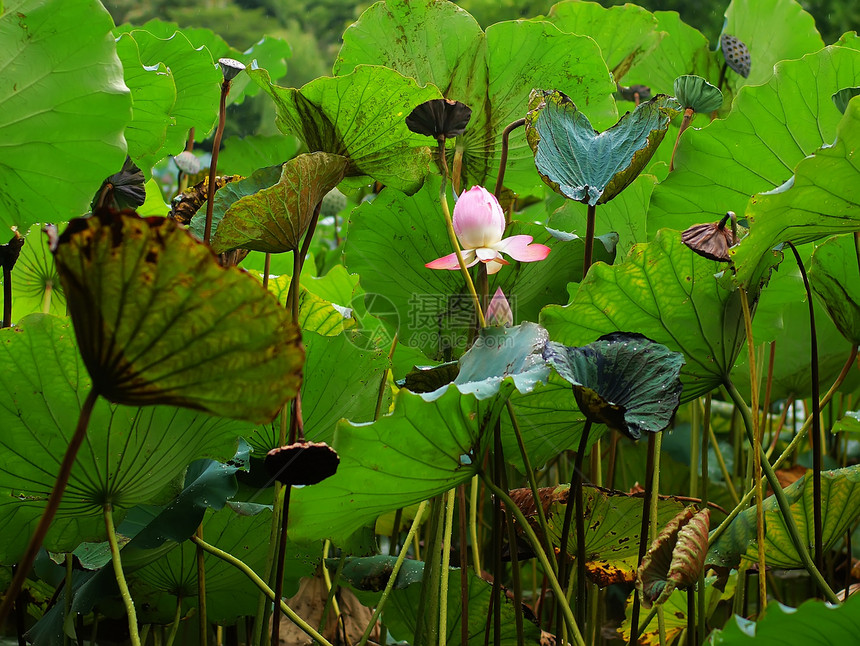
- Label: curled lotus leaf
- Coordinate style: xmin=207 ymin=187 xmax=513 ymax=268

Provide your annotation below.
xmin=542 ymin=332 xmax=684 ymax=440
xmin=673 ymin=75 xmax=723 ymax=113
xmin=51 ymin=209 xmax=303 ymax=423
xmin=637 ymin=506 xmax=710 ymax=609
xmin=405 ymin=99 xmax=472 ymax=139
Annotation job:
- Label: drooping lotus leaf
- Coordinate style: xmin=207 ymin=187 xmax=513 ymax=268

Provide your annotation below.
xmin=710 ymin=594 xmax=860 ymax=645
xmin=543 ymin=332 xmax=684 ymax=440
xmin=833 ymin=87 xmax=860 ymax=113
xmin=91 ymin=157 xmax=146 ymax=211
xmin=708 ymin=464 xmax=860 ymax=569
xmin=51 ymin=210 xmax=303 ymax=423
xmin=333 ymin=0 xmax=618 ymax=194
xmin=248 ymin=64 xmax=439 ymax=194
xmin=0 ymin=0 xmax=132 ymax=231
xmin=0 ymin=314 xmax=249 ymax=562
xmin=511 ymin=484 xmax=686 ymax=586
xmin=809 ymin=234 xmax=860 ymax=345
xmin=6 ymin=225 xmax=65 ymax=320
xmin=649 ymin=46 xmax=860 ymax=233
xmin=216 ymin=134 xmax=302 ymax=177
xmin=114 ymin=34 xmax=176 ymax=162
xmin=525 ymin=90 xmax=678 ymax=206
xmin=673 ymin=75 xmax=723 ymax=113
xmin=405 ymin=98 xmax=473 ymax=139
xmin=211 ymin=152 xmax=350 ymax=254
xmin=543 ymin=0 xmax=664 ymax=82
xmin=265 ymin=441 xmax=340 ymax=486
xmin=731 ymin=95 xmax=860 ymax=288
xmin=541 ymin=230 xmax=747 ymax=402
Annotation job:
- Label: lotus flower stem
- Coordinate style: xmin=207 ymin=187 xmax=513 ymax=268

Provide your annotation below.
xmin=195 ymin=523 xmax=209 ymax=645
xmin=723 ymin=378 xmax=839 ymax=603
xmin=785 ymin=241 xmax=824 ymax=574
xmin=439 ymin=489 xmax=457 ymax=646
xmin=203 ymin=79 xmax=230 ymax=245
xmin=494 ymin=118 xmax=526 ymax=201
xmin=165 ymin=597 xmax=182 ymax=646
xmin=628 ymin=432 xmax=658 ymax=646
xmin=669 ymin=108 xmax=695 ymax=172
xmin=104 ymin=503 xmax=141 ymax=646
xmin=481 ymin=475 xmax=586 ymax=646
xmin=190 ymin=534 xmax=334 ymax=646
xmin=0 ymin=388 xmax=99 ymax=626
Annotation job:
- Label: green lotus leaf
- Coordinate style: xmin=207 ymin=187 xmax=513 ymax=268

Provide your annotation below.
xmin=514 ymin=484 xmax=686 ymax=586
xmin=248 ymin=64 xmax=439 ymax=194
xmin=809 ymin=234 xmax=860 ymax=345
xmin=544 ymin=0 xmax=663 ymax=81
xmin=217 ymin=134 xmax=301 ymax=177
xmin=5 ymin=225 xmax=65 ymax=321
xmin=344 ymin=176 xmax=613 ymax=360
xmin=673 ymin=75 xmax=723 ymax=113
xmin=0 ymin=0 xmax=132 ymax=231
xmin=0 ymin=314 xmax=248 ymax=562
xmin=833 ymin=87 xmax=860 ymax=113
xmin=833 ymin=411 xmax=860 ymax=434
xmin=526 ymin=91 xmax=678 ymax=206
xmin=731 ymin=95 xmax=860 ymax=288
xmin=649 ymin=46 xmax=860 ymax=233
xmin=52 ymin=210 xmax=303 ymax=423
xmin=543 ymin=333 xmax=684 ymax=439
xmin=712 ymin=594 xmax=860 ymax=645
xmin=333 ymin=0 xmax=618 ymax=194
xmin=264 ymin=275 xmax=355 ymax=337
xmin=722 ymin=0 xmax=824 ymax=89
xmin=541 ymin=230 xmax=747 ymax=402
xmin=211 ymin=152 xmax=349 ymax=254
xmin=288 ymin=386 xmax=496 ymax=544
xmin=708 ymin=465 xmax=860 ymax=569
xmin=335 ymin=555 xmax=426 ymax=597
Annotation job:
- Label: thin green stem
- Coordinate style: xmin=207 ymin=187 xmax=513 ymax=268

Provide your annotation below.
xmin=723 ymin=379 xmax=839 ymax=603
xmin=374 ymin=333 xmax=398 ymax=421
xmin=440 ymin=490 xmax=456 ymax=646
xmin=271 ymin=485 xmax=293 ymax=646
xmin=204 ymin=80 xmax=230 ymax=245
xmin=458 ymin=485 xmax=470 ymax=646
xmin=165 ymin=597 xmax=183 ymax=646
xmin=105 ymin=503 xmax=141 ymax=646
xmin=64 ymin=554 xmax=73 ymax=646
xmin=470 ymin=475 xmax=482 ymax=576
xmin=584 ymin=204 xmax=596 ymax=279
xmin=494 ymin=118 xmax=526 ymax=200
xmin=497 ymin=439 xmax=525 ymax=646
xmin=669 ymin=108 xmax=694 ymax=172
xmin=196 ymin=524 xmax=208 ymax=646
xmin=191 ymin=535 xmax=334 ymax=646
xmin=629 ymin=433 xmax=658 ymax=646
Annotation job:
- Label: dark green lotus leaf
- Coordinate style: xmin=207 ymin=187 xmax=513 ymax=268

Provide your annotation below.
xmin=673 ymin=75 xmax=723 ymax=113
xmin=543 ymin=332 xmax=684 ymax=440
xmin=526 ymin=90 xmax=678 ymax=205
xmin=336 ymin=555 xmax=425 ymax=598
xmin=211 ymin=152 xmax=349 ymax=254
xmin=833 ymin=87 xmax=860 ymax=113
xmin=6 ymin=225 xmax=65 ymax=321
xmin=833 ymin=411 xmax=860 ymax=434
xmin=810 ymin=234 xmax=860 ymax=345
xmin=217 ymin=134 xmax=301 ymax=177
xmin=731 ymin=95 xmax=860 ymax=288
xmin=542 ymin=230 xmax=747 ymax=402
xmin=711 ymin=594 xmax=860 ymax=645
xmin=709 ymin=465 xmax=860 ymax=569
xmin=249 ymin=65 xmax=439 ymax=194
xmin=649 ymin=47 xmax=860 ymax=234
xmin=188 ymin=164 xmax=282 ymax=241
xmin=0 ymin=314 xmax=249 ymax=563
xmin=0 ymin=0 xmax=132 ymax=231
xmin=544 ymin=0 xmax=663 ymax=81
xmin=52 ymin=210 xmax=303 ymax=423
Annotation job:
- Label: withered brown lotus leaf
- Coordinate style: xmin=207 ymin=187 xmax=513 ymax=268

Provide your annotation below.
xmin=405 ymin=98 xmax=472 ymax=139
xmin=265 ymin=441 xmax=340 ymax=486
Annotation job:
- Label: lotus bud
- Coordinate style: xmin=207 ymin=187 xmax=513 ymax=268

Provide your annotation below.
xmin=486 ymin=287 xmax=514 ymax=327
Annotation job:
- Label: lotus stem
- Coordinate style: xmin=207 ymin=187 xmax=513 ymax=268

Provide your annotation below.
xmin=204 ymin=78 xmax=230 ymax=245
xmin=492 ymin=424 xmax=504 ymax=646
xmin=669 ymin=108 xmax=694 ymax=172
xmin=629 ymin=432 xmax=658 ymax=646
xmin=452 ymin=138 xmax=466 ymax=196
xmin=2 ymin=263 xmax=11 ymax=328
xmin=318 ymin=541 xmax=345 ymax=637
xmin=494 ymin=118 xmax=526 ymax=202
xmin=470 ymin=475 xmax=482 ymax=576
xmin=458 ymin=485 xmax=470 ymax=646
xmin=496 ymin=432 xmax=525 ymax=646
xmin=270 ymin=485 xmax=293 ymax=646
xmin=190 ymin=534 xmax=334 ymax=646
xmin=165 ymin=597 xmax=183 ymax=646
xmin=262 ymin=254 xmax=271 ymax=289
xmin=374 ymin=333 xmax=398 ymax=421
xmin=439 ymin=489 xmax=457 ymax=646
xmin=699 ymin=396 xmax=710 ymax=641
xmin=584 ymin=204 xmax=596 ymax=279
xmin=723 ymin=378 xmax=839 ymax=603
xmin=195 ymin=523 xmax=209 ymax=646
xmin=709 ymin=420 xmax=739 ymax=505
xmin=105 ymin=503 xmax=141 ymax=646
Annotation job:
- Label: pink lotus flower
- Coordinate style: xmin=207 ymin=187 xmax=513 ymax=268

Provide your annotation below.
xmin=425 ymin=186 xmax=550 ymax=275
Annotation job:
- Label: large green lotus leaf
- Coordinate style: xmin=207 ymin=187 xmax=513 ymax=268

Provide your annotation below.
xmin=249 ymin=65 xmax=439 ymax=194
xmin=708 ymin=465 xmax=860 ymax=569
xmin=624 ymin=11 xmax=719 ymax=96
xmin=114 ymin=34 xmax=176 ymax=161
xmin=128 ymin=28 xmax=221 ymax=164
xmin=711 ymin=594 xmax=860 ymax=645
xmin=810 ymin=234 xmax=860 ymax=345
xmin=547 ymin=173 xmax=656 ymax=259
xmin=217 ymin=134 xmax=301 ymax=177
xmin=6 ymin=225 xmax=66 ymax=321
xmin=0 ymin=0 xmax=131 ymax=231
xmin=264 ymin=275 xmax=356 ymax=337
xmin=0 ymin=314 xmax=248 ymax=563
xmin=526 ymin=91 xmax=677 ymax=206
xmin=288 ymin=386 xmax=491 ymax=544
xmin=731 ymin=95 xmax=860 ymax=288
xmin=129 ymin=505 xmax=316 ymax=624
xmin=211 ymin=153 xmax=349 ymax=254
xmin=543 ymin=333 xmax=684 ymax=440
xmin=723 ymin=0 xmax=824 ymax=89
xmin=649 ymin=46 xmax=860 ymax=233
xmin=53 ymin=211 xmax=303 ymax=423
xmin=344 ymin=176 xmax=612 ymax=360
xmin=541 ymin=230 xmax=746 ymax=402
xmin=544 ymin=0 xmax=663 ymax=81
xmin=382 ymin=562 xmax=541 ymax=646
xmin=246 ymin=330 xmax=390 ymax=454
xmin=516 ymin=484 xmax=686 ymax=586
